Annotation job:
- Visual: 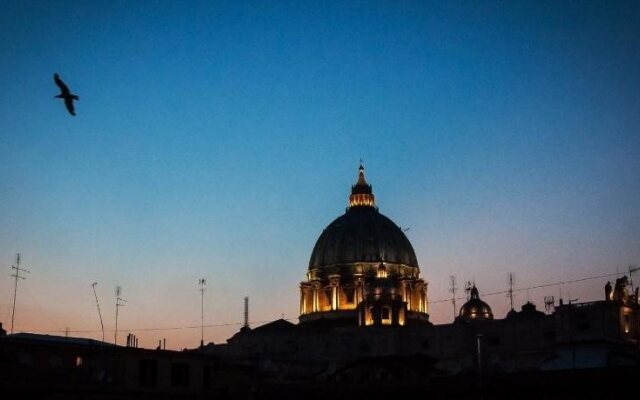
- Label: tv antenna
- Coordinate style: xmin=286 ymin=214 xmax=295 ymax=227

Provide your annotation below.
xmin=10 ymin=253 xmax=29 ymax=334
xmin=449 ymin=275 xmax=458 ymax=320
xmin=114 ymin=286 xmax=126 ymax=345
xmin=91 ymin=282 xmax=105 ymax=342
xmin=198 ymin=278 xmax=206 ymax=347
xmin=544 ymin=296 xmax=555 ymax=314
xmin=507 ymin=273 xmax=515 ymax=310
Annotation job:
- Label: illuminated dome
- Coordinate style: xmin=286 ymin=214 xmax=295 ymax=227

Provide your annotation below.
xmin=457 ymin=285 xmax=494 ymax=322
xmin=309 ymin=164 xmax=418 ymax=271
xmin=299 ymin=165 xmax=429 ymax=326
xmin=309 ymin=207 xmax=418 ymax=271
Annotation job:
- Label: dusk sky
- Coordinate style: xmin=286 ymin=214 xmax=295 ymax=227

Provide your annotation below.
xmin=1 ymin=1 xmax=639 ymax=349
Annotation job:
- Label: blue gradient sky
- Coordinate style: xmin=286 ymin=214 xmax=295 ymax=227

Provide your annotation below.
xmin=1 ymin=1 xmax=639 ymax=348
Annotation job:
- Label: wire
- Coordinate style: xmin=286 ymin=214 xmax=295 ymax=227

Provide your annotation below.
xmin=428 ymin=271 xmax=623 ymax=304
xmin=17 ymin=270 xmax=629 ymax=335
xmin=26 ymin=318 xmax=297 ymax=335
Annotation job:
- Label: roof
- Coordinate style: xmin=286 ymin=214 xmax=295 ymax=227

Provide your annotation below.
xmin=2 ymin=332 xmax=112 ymax=347
xmin=251 ymin=319 xmax=296 ymax=334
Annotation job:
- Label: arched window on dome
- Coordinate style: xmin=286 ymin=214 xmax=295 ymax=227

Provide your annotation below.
xmin=382 ymin=307 xmax=391 ymax=325
xmin=365 ymin=307 xmax=374 ymax=326
xmin=377 ymin=263 xmax=387 ymax=278
xmin=324 ymin=288 xmax=332 ymax=309
xmin=345 ymin=286 xmax=355 ymax=304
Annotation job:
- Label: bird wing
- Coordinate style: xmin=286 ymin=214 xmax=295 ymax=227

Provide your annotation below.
xmin=64 ymin=97 xmax=76 ymax=115
xmin=54 ymin=73 xmax=70 ymax=94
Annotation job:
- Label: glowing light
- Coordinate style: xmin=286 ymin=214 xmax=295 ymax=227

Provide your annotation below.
xmin=377 ymin=263 xmax=387 ymax=278
xmin=349 ymin=193 xmax=375 ymax=207
xmin=332 ymin=286 xmax=337 ymax=310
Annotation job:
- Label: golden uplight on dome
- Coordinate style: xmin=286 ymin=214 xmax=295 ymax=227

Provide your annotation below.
xmin=349 ymin=164 xmax=376 ymax=208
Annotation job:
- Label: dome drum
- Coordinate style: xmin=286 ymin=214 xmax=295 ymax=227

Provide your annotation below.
xmin=307 ymin=262 xmax=419 ymax=282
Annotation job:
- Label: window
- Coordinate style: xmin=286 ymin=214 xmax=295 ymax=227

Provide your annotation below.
xmin=325 ymin=288 xmax=332 ymax=307
xmin=377 ymin=264 xmax=387 ymax=278
xmin=139 ymin=359 xmax=158 ymax=387
xmin=382 ymin=307 xmax=392 ymax=325
xmin=171 ymin=362 xmax=190 ymax=387
xmin=346 ymin=287 xmax=355 ymax=303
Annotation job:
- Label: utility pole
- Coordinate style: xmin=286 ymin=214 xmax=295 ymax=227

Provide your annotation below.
xmin=10 ymin=253 xmax=29 ymax=334
xmin=91 ymin=282 xmax=105 ymax=342
xmin=114 ymin=286 xmax=126 ymax=345
xmin=199 ymin=278 xmax=206 ymax=347
xmin=449 ymin=275 xmax=458 ymax=320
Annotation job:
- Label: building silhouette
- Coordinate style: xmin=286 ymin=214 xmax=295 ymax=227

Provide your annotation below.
xmin=1 ymin=166 xmax=638 ymax=398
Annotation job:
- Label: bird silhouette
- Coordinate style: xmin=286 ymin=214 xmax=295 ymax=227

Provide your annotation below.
xmin=53 ymin=73 xmax=79 ymax=116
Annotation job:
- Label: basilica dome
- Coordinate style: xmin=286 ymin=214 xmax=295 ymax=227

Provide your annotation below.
xmin=309 ymin=164 xmax=418 ymax=271
xmin=299 ymin=165 xmax=429 ymax=326
xmin=309 ymin=206 xmax=418 ymax=270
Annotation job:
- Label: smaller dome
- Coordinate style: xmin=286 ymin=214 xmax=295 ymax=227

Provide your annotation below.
xmin=457 ymin=286 xmax=493 ymax=321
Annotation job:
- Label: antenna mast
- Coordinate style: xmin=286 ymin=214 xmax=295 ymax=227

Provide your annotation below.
xmin=507 ymin=273 xmax=515 ymax=310
xmin=629 ymin=265 xmax=639 ymax=294
xmin=199 ymin=278 xmax=206 ymax=347
xmin=449 ymin=275 xmax=458 ymax=320
xmin=544 ymin=296 xmax=555 ymax=314
xmin=10 ymin=253 xmax=29 ymax=334
xmin=91 ymin=282 xmax=105 ymax=342
xmin=244 ymin=296 xmax=249 ymax=329
xmin=114 ymin=286 xmax=126 ymax=345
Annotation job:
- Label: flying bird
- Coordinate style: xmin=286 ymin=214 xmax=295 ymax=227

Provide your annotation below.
xmin=53 ymin=73 xmax=79 ymax=115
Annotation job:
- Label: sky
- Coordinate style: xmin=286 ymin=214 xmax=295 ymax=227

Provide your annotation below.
xmin=0 ymin=0 xmax=639 ymax=349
